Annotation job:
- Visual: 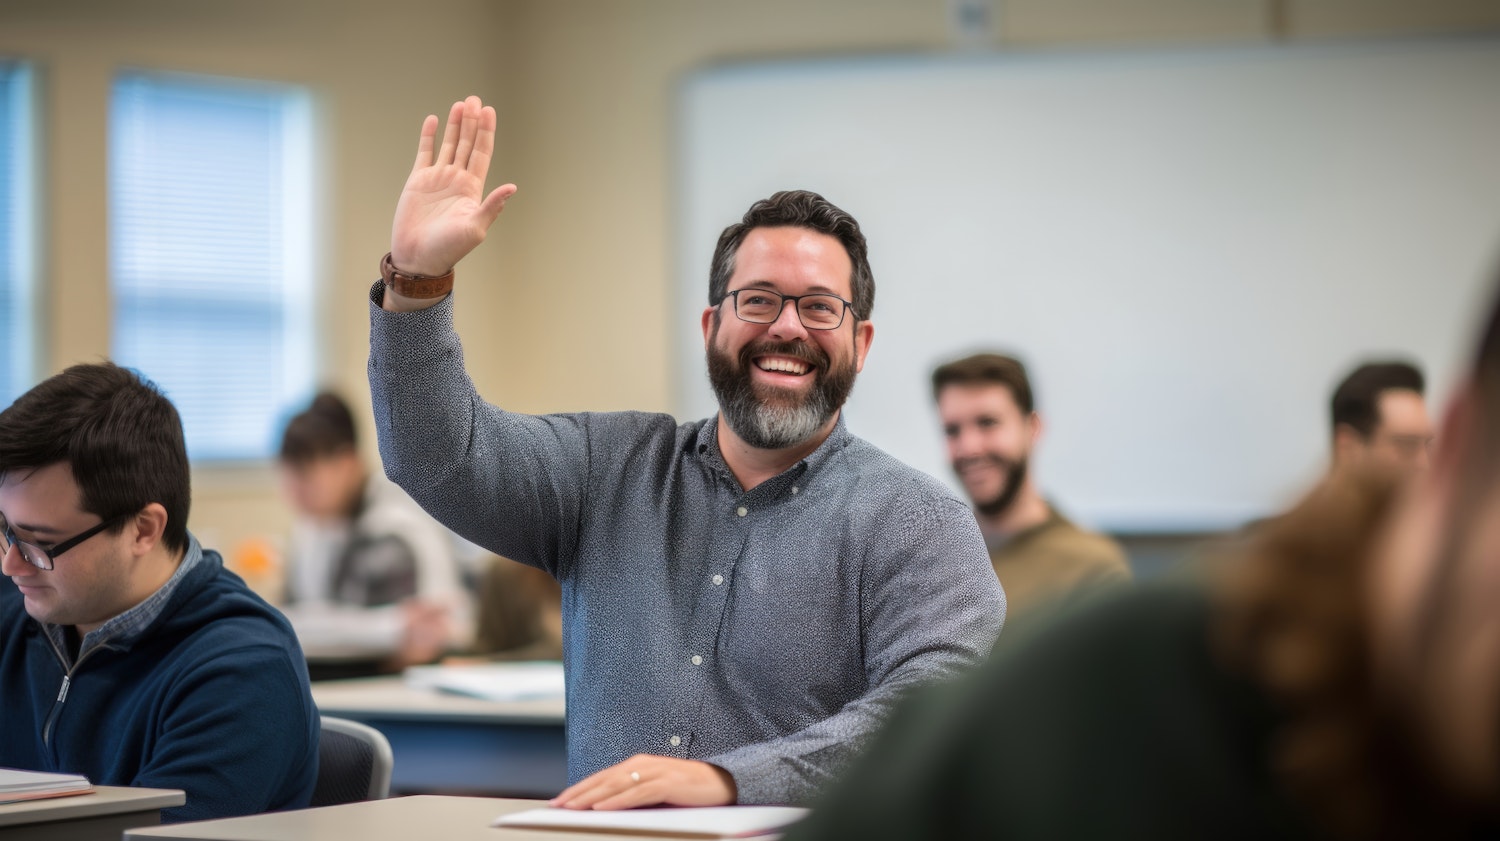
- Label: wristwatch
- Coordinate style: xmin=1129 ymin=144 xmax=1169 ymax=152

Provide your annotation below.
xmin=380 ymin=252 xmax=455 ymax=299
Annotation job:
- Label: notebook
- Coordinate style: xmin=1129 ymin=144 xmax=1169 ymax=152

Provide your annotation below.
xmin=494 ymin=806 xmax=809 ymax=838
xmin=404 ymin=661 xmax=565 ymax=701
xmin=0 ymin=768 xmax=93 ymax=805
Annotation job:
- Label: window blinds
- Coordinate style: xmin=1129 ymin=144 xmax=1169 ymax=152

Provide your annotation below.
xmin=110 ymin=72 xmax=314 ymax=462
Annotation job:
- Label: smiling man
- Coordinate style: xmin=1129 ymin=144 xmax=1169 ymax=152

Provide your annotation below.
xmin=0 ymin=363 xmax=318 ymax=823
xmin=367 ymin=96 xmax=1004 ymax=809
xmin=932 ymin=353 xmax=1129 ymax=622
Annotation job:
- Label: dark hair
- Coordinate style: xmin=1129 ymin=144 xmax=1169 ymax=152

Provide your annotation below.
xmin=930 ymin=352 xmax=1035 ymax=414
xmin=0 ymin=362 xmax=190 ymax=554
xmin=1330 ymin=361 xmax=1425 ymax=439
xmin=708 ymin=190 xmax=875 ymax=321
xmin=1216 ymin=470 xmax=1432 ymax=838
xmin=278 ymin=392 xmax=358 ymax=465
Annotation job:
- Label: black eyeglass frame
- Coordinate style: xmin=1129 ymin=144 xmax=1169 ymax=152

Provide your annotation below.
xmin=720 ymin=288 xmax=856 ymax=331
xmin=0 ymin=512 xmax=130 ymax=571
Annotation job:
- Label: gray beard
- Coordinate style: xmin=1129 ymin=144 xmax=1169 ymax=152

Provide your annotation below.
xmin=721 ymin=383 xmax=835 ymax=450
xmin=706 ymin=326 xmax=856 ymax=451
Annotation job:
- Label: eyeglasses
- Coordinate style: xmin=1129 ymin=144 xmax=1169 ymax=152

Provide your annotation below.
xmin=721 ymin=289 xmax=854 ymax=331
xmin=0 ymin=512 xmax=127 ymax=571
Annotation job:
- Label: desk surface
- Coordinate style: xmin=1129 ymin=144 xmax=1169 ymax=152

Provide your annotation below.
xmin=0 ymin=785 xmax=184 ymax=827
xmin=312 ymin=676 xmax=565 ymax=724
xmin=126 ymin=796 xmax=729 ymax=841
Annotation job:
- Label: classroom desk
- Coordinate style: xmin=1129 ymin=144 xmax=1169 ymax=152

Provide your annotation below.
xmin=125 ymin=796 xmax=722 ymax=841
xmin=301 ymin=642 xmax=395 ymax=681
xmin=0 ymin=785 xmax=184 ymax=841
xmin=311 ymin=677 xmax=568 ymax=797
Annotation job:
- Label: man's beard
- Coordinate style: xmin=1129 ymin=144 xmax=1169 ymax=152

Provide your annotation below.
xmin=964 ymin=454 xmax=1029 ymax=518
xmin=706 ymin=328 xmax=857 ymax=451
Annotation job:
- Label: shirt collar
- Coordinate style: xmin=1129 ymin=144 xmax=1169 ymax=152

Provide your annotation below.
xmin=980 ymin=503 xmax=1063 ymax=552
xmin=695 ymin=412 xmax=853 ymax=493
xmin=45 ymin=533 xmax=206 ymax=662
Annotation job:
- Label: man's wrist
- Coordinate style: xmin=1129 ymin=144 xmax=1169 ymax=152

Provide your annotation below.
xmin=702 ymin=762 xmax=739 ymax=805
xmin=380 ymin=252 xmax=453 ymax=312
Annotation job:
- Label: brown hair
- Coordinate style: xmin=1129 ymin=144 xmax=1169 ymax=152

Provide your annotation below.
xmin=1214 ymin=472 xmax=1431 ymax=837
xmin=930 ymin=352 xmax=1035 ymax=414
xmin=279 ymin=392 xmax=357 ymax=465
xmin=1215 ymin=266 xmax=1500 ymax=837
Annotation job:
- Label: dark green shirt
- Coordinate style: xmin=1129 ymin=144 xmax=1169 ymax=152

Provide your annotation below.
xmin=786 ymin=585 xmax=1311 ymax=840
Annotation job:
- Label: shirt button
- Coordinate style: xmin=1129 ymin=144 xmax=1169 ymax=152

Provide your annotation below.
xmin=791 ymin=485 xmax=799 ymax=495
xmin=691 ymin=655 xmax=703 ymax=666
xmin=669 ymin=735 xmax=682 ymax=747
xmin=711 ymin=574 xmax=723 ymax=586
xmin=736 ymin=506 xmax=748 ymax=517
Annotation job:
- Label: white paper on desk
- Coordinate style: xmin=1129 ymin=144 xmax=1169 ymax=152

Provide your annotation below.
xmin=403 ymin=662 xmax=565 ymax=701
xmin=493 ymin=806 xmax=809 ymax=838
xmin=0 ymin=767 xmax=92 ymax=804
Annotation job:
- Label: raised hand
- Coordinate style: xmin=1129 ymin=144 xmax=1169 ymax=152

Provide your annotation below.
xmin=390 ymin=95 xmax=517 ymax=278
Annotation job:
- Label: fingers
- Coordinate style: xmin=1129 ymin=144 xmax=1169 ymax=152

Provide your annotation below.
xmin=431 ymin=96 xmax=492 ymax=173
xmin=452 ymin=96 xmax=482 ymax=171
xmin=551 ymin=757 xmax=651 ymax=810
xmin=465 ymin=105 xmax=498 ymax=180
xmin=436 ymin=99 xmax=464 ymax=166
xmin=410 ymin=114 xmax=439 ymax=174
xmin=548 ymin=757 xmax=735 ymax=811
xmin=590 ymin=777 xmax=663 ymax=811
xmin=477 ymin=184 xmax=519 ymax=228
xmin=550 ymin=770 xmax=620 ymax=810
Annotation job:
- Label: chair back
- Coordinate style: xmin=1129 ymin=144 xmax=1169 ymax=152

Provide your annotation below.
xmin=311 ymin=716 xmax=393 ymax=807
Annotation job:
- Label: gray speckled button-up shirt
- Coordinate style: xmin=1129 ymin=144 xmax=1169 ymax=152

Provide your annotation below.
xmin=368 ymin=286 xmax=1005 ymax=804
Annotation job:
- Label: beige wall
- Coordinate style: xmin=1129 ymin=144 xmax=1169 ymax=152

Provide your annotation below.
xmin=2 ymin=0 xmax=1497 ymax=567
xmin=0 ymin=0 xmax=516 ymax=566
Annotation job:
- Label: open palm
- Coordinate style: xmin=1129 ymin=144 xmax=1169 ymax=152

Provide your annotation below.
xmin=391 ymin=96 xmax=516 ymax=277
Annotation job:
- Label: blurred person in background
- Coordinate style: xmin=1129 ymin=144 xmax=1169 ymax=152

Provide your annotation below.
xmin=470 ymin=556 xmax=564 ymax=661
xmin=1330 ymin=360 xmax=1434 ymax=476
xmin=277 ymin=391 xmax=471 ymax=671
xmin=790 ymin=272 xmax=1500 ymax=840
xmin=932 ymin=352 xmax=1130 ymax=622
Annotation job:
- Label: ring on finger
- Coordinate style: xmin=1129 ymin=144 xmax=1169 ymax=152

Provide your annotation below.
xmin=630 ymin=771 xmax=641 ymax=783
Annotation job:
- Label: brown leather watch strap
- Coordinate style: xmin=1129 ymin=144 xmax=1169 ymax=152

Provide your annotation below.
xmin=380 ymin=252 xmax=455 ymax=299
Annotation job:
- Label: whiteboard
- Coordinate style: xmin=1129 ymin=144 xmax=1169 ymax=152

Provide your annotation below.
xmin=675 ymin=38 xmax=1500 ymax=532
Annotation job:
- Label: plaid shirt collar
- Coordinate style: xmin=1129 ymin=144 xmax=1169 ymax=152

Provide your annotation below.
xmin=44 ymin=533 xmax=205 ymax=666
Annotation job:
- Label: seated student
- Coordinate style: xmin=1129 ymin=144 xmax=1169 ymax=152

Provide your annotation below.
xmin=931 ymin=352 xmax=1131 ymax=622
xmin=277 ymin=392 xmax=471 ymax=669
xmin=0 ymin=363 xmax=318 ymax=823
xmin=470 ymin=556 xmax=564 ymax=661
xmin=786 ymin=276 xmax=1500 ymax=839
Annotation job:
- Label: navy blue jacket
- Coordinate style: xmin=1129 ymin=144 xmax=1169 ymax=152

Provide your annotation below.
xmin=0 ymin=546 xmax=319 ymax=822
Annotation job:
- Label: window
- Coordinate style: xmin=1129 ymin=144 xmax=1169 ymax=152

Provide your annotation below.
xmin=0 ymin=62 xmax=35 ymax=406
xmin=110 ymin=71 xmax=315 ymax=462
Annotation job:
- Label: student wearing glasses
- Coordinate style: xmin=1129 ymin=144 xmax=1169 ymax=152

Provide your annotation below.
xmin=368 ymin=96 xmax=1004 ymax=810
xmin=0 ymin=363 xmax=319 ymax=823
